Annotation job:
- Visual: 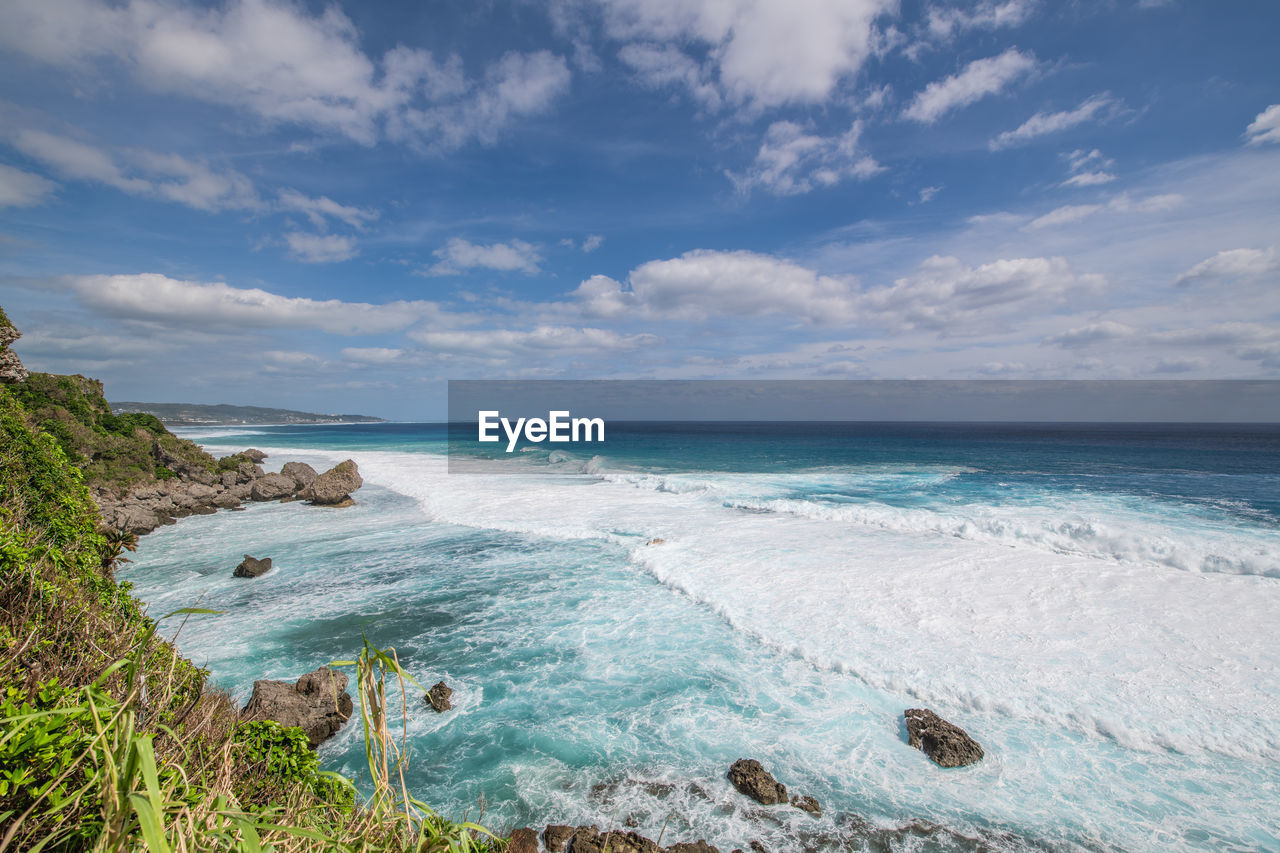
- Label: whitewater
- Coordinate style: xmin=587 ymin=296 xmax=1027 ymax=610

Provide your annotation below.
xmin=120 ymin=423 xmax=1280 ymax=852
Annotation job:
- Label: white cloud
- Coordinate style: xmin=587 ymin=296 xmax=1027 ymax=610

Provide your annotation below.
xmin=591 ymin=0 xmax=896 ymax=109
xmin=1151 ymin=356 xmax=1209 ymax=374
xmin=574 ymin=249 xmax=864 ymax=323
xmin=1026 ymin=193 xmax=1182 ymax=229
xmin=1061 ymin=171 xmax=1116 ymax=188
xmin=1146 ymin=323 xmax=1277 ymax=347
xmin=1044 ymin=321 xmax=1135 ymax=349
xmin=903 ymin=48 xmax=1035 ymax=123
xmin=581 ymin=234 xmax=605 ymax=252
xmin=61 ymin=273 xmax=433 ymax=334
xmin=1175 ymin=247 xmax=1280 ymax=286
xmin=341 ymin=347 xmax=403 ymax=363
xmin=1244 ymin=104 xmax=1280 ymax=146
xmin=277 ymin=188 xmax=378 ymax=230
xmin=0 ymin=163 xmax=57 ymax=208
xmin=426 ymin=238 xmax=542 ymax=276
xmin=618 ymin=43 xmax=720 ymax=108
xmin=0 ymin=0 xmax=569 ymax=150
xmin=10 ymin=129 xmax=260 ymax=212
xmin=285 ymin=232 xmax=358 ymax=263
xmin=409 ymin=325 xmax=659 ymax=358
xmin=990 ymin=93 xmax=1116 ymax=150
xmin=918 ymin=185 xmax=942 ymax=203
xmin=854 ymin=255 xmax=1102 ymax=331
xmin=729 ymin=120 xmax=882 ymax=195
xmin=925 ymin=0 xmax=1035 ymax=41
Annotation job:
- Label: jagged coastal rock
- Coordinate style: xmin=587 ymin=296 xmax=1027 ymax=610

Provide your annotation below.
xmin=234 ymin=555 xmax=272 ymax=578
xmin=543 ymin=825 xmax=575 ymax=853
xmin=727 ymin=759 xmax=787 ymax=805
xmin=509 ymin=828 xmax=540 ymax=853
xmin=538 ymin=826 xmax=719 ymax=853
xmin=242 ymin=666 xmax=354 ymax=748
xmin=790 ymin=795 xmax=822 ymax=816
xmin=903 ymin=708 xmax=984 ymax=768
xmin=96 ymin=452 xmax=363 ymax=535
xmin=242 ymin=448 xmax=268 ymax=462
xmin=301 ymin=459 xmax=363 ymax=507
xmin=426 ymin=681 xmax=453 ymax=712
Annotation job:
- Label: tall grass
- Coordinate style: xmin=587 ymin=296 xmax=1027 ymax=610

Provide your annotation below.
xmin=0 ymin=615 xmax=502 ymax=853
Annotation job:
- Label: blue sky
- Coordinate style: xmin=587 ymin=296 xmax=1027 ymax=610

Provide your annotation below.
xmin=0 ymin=0 xmax=1277 ymax=419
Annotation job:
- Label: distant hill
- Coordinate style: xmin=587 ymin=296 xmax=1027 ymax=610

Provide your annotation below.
xmin=111 ymin=402 xmax=386 ymax=425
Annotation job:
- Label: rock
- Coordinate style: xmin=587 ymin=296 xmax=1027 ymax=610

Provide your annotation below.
xmin=229 ymin=483 xmax=253 ymax=500
xmin=110 ymin=503 xmax=162 ymax=535
xmin=646 ymin=538 xmax=665 ymax=545
xmin=213 ymin=491 xmax=242 ymax=509
xmin=234 ymin=555 xmax=272 ymax=578
xmin=668 ymin=842 xmax=720 ymax=853
xmin=281 ymin=461 xmax=318 ymax=491
xmin=597 ymin=831 xmax=660 ymax=853
xmin=242 ymin=448 xmax=268 ymax=463
xmin=566 ymin=826 xmax=602 ymax=853
xmin=250 ymin=473 xmax=297 ymax=501
xmin=234 ymin=461 xmax=258 ymax=484
xmin=241 ymin=666 xmax=353 ymax=748
xmin=727 ymin=759 xmax=787 ymax=805
xmin=301 ymin=459 xmax=363 ymax=506
xmin=0 ymin=320 xmax=28 ymax=384
xmin=425 ymin=681 xmax=453 ymax=712
xmin=903 ymin=708 xmax=984 ymax=768
xmin=186 ymin=483 xmax=219 ymax=502
xmin=544 ymin=825 xmax=575 ymax=853
xmin=509 ymin=829 xmax=539 ymax=853
xmin=220 ymin=471 xmax=238 ymax=487
xmin=790 ymin=795 xmax=822 ymax=816
xmin=748 ymin=842 xmax=767 ymax=853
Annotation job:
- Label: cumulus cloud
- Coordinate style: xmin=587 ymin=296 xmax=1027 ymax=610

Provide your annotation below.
xmin=1175 ymin=247 xmax=1280 ymax=286
xmin=729 ymin=120 xmax=882 ymax=195
xmin=59 ymin=273 xmax=434 ymax=334
xmin=9 ymin=129 xmax=261 ymax=212
xmin=581 ymin=234 xmax=605 ymax=253
xmin=426 ymin=238 xmax=542 ymax=276
xmin=990 ymin=93 xmax=1116 ymax=150
xmin=854 ymin=255 xmax=1103 ymax=331
xmin=903 ymin=48 xmax=1035 ymax=123
xmin=0 ymin=0 xmax=570 ymax=150
xmin=1043 ymin=321 xmax=1135 ymax=349
xmin=573 ymin=249 xmax=864 ymax=324
xmin=618 ymin=43 xmax=720 ymax=108
xmin=1244 ymin=104 xmax=1280 ymax=146
xmin=277 ymin=188 xmax=378 ymax=230
xmin=590 ymin=0 xmax=895 ymax=109
xmin=285 ymin=232 xmax=359 ymax=263
xmin=0 ymin=163 xmax=57 ymax=208
xmin=341 ymin=347 xmax=403 ymax=363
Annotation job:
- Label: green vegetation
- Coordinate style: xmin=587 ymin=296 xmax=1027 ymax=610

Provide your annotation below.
xmin=112 ymin=402 xmax=385 ymax=426
xmin=0 ymin=372 xmax=503 ymax=851
xmin=9 ymin=372 xmax=222 ymax=494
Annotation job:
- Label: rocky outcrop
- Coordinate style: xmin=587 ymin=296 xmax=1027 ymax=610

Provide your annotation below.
xmin=241 ymin=667 xmax=353 ymax=748
xmin=281 ymin=461 xmax=318 ymax=491
xmin=425 ymin=681 xmax=453 ymax=712
xmin=509 ymin=829 xmax=540 ymax=853
xmin=0 ymin=313 xmax=27 ymax=385
xmin=242 ymin=448 xmax=268 ymax=463
xmin=543 ymin=826 xmax=719 ymax=853
xmin=233 ymin=555 xmax=272 ymax=578
xmin=904 ymin=708 xmax=984 ymax=768
xmin=250 ymin=473 xmax=297 ymax=501
xmin=790 ymin=795 xmax=822 ymax=816
xmin=727 ymin=759 xmax=787 ymax=805
xmin=301 ymin=459 xmax=362 ymax=507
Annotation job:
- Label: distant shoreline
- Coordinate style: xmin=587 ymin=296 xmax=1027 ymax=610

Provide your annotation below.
xmin=112 ymin=401 xmax=386 ymax=426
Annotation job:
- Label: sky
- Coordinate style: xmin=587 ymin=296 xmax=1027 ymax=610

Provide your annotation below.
xmin=0 ymin=0 xmax=1277 ymax=420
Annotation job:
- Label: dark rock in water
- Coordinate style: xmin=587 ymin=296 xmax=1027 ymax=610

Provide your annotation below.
xmin=213 ymin=491 xmax=242 ymax=509
xmin=425 ymin=681 xmax=453 ymax=712
xmin=281 ymin=460 xmax=318 ymax=491
xmin=302 ymin=459 xmax=363 ymax=506
xmin=242 ymin=666 xmax=353 ymax=748
xmin=747 ymin=841 xmax=767 ymax=853
xmin=904 ymin=708 xmax=984 ymax=768
xmin=234 ymin=554 xmax=272 ymax=578
xmin=508 ymin=828 xmax=539 ymax=853
xmin=790 ymin=795 xmax=822 ymax=816
xmin=667 ymin=842 xmax=719 ymax=853
xmin=242 ymin=448 xmax=268 ymax=462
xmin=727 ymin=758 xmax=787 ymax=805
xmin=250 ymin=473 xmax=297 ymax=501
xmin=596 ymin=830 xmax=660 ymax=853
xmin=543 ymin=825 xmax=575 ymax=853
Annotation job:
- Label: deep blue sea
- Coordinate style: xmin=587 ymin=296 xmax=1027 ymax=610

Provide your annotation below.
xmin=119 ymin=422 xmax=1280 ymax=852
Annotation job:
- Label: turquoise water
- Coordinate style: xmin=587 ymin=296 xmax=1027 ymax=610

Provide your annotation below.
xmin=120 ymin=423 xmax=1280 ymax=852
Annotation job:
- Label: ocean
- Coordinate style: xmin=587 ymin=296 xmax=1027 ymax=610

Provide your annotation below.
xmin=118 ymin=421 xmax=1280 ymax=852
